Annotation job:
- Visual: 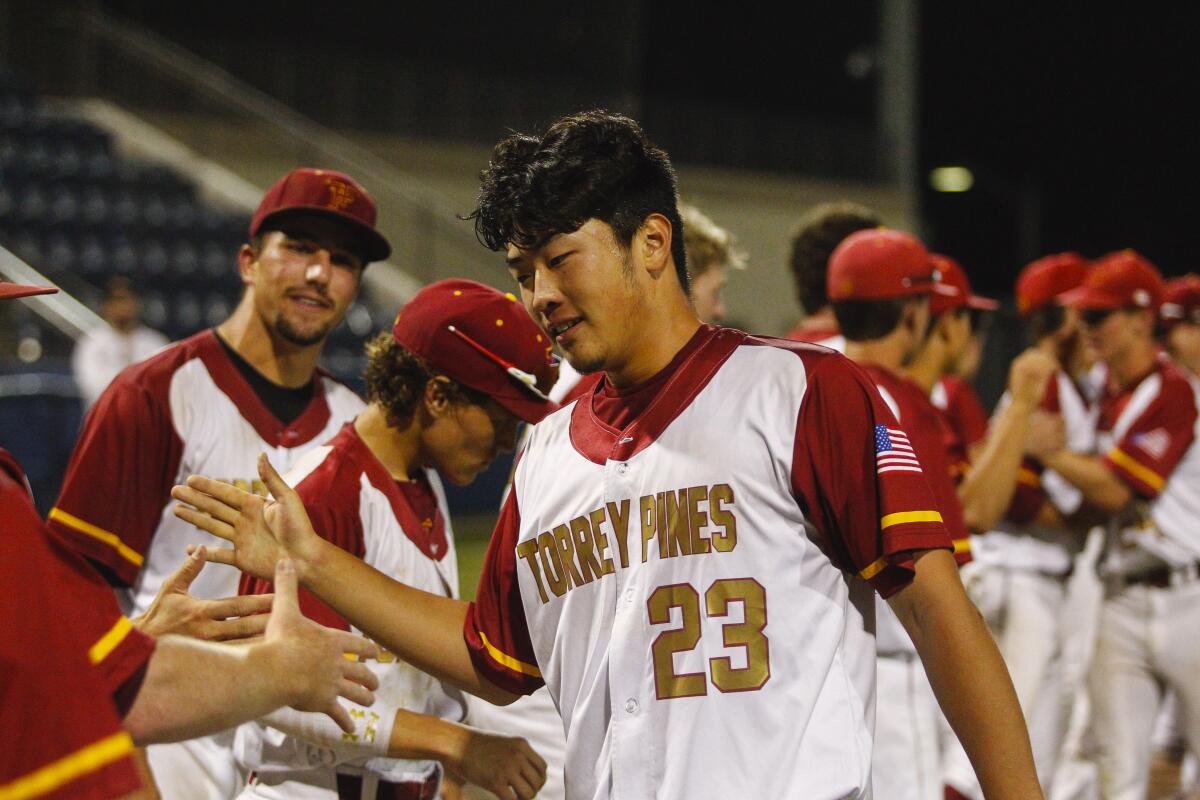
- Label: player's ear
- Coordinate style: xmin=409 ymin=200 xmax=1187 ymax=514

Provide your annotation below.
xmin=237 ymin=243 xmax=259 ymax=285
xmin=637 ymin=213 xmax=673 ymax=280
xmin=423 ymin=377 xmax=453 ymax=419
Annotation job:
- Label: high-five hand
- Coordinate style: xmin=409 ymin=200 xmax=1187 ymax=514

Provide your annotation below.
xmin=171 ymin=452 xmax=322 ymax=582
xmin=133 ymin=546 xmax=273 ymax=640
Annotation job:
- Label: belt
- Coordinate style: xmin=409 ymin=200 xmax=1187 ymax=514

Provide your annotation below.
xmin=1122 ymin=560 xmax=1200 ymax=588
xmin=336 ymin=772 xmax=439 ymax=800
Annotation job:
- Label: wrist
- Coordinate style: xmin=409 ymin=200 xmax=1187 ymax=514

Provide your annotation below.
xmin=246 ymin=638 xmax=297 ymax=708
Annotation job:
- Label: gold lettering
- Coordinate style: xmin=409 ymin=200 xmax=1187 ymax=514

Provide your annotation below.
xmin=569 ymin=516 xmax=600 ymax=584
xmin=608 ymin=500 xmax=632 ymax=569
xmin=666 ymin=488 xmax=691 ymax=557
xmin=538 ymin=531 xmax=569 ymax=597
xmin=656 ymin=491 xmax=670 ymax=559
xmin=553 ymin=524 xmax=584 ymax=588
xmin=640 ymin=494 xmax=657 ymax=563
xmin=232 ymin=478 xmax=250 ymax=493
xmin=517 ymin=539 xmax=550 ymax=604
xmin=688 ymin=485 xmax=712 ymax=554
xmin=589 ymin=508 xmax=616 ymax=575
xmin=709 ymin=484 xmax=737 ymax=552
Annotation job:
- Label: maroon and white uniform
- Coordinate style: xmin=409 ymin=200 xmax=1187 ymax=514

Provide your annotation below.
xmin=48 ymin=329 xmax=363 ymax=799
xmin=234 ymin=422 xmax=462 ymax=798
xmin=931 ymin=374 xmax=989 ymax=482
xmin=785 ymin=323 xmax=846 ymax=353
xmin=464 ymin=326 xmax=952 ymax=799
xmin=2 ymin=449 xmax=152 ymax=800
xmin=1088 ymin=355 xmax=1200 ymax=800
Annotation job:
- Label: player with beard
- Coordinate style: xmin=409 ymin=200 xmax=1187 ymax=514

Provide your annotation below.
xmin=47 ymin=168 xmax=389 ymax=798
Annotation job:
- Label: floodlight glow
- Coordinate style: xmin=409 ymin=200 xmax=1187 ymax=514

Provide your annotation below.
xmin=929 ymin=166 xmax=975 ymax=193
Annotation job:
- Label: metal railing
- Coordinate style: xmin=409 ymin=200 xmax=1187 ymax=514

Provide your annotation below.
xmin=0 ymin=244 xmax=103 ymax=340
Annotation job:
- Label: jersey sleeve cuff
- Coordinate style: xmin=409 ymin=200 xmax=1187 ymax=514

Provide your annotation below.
xmin=463 ymin=610 xmax=544 ymax=697
xmin=47 ymin=509 xmax=143 ymax=586
xmin=1102 ymin=448 xmax=1165 ymax=499
xmin=90 ymin=618 xmax=157 ymax=701
xmin=867 ymin=524 xmax=955 ymax=598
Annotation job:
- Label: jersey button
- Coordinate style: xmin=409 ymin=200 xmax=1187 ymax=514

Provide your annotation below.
xmin=616 ymin=462 xmax=629 ymax=475
xmin=624 ymin=698 xmax=639 ymax=714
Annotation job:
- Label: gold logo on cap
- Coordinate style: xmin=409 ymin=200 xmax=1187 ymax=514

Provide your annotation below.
xmin=325 ymin=179 xmax=356 ymax=211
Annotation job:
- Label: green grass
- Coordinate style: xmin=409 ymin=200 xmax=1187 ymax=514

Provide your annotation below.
xmin=453 ymin=513 xmax=498 ymax=601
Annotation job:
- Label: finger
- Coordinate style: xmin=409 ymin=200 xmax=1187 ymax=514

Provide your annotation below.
xmin=271 ymin=558 xmax=299 ymax=619
xmin=325 ymin=701 xmax=355 ymax=734
xmin=523 ymin=754 xmax=547 ymax=788
xmin=210 ymin=614 xmax=271 ymax=641
xmin=164 ymin=546 xmax=207 ymax=592
xmin=191 ymin=545 xmax=239 ymax=567
xmin=182 ymin=474 xmax=256 ymax=509
xmin=171 ymin=486 xmax=243 ymax=526
xmin=507 ymin=772 xmax=536 ymax=800
xmin=340 ymin=660 xmax=381 ymax=692
xmin=526 ymin=742 xmax=547 ymax=775
xmin=258 ymin=453 xmax=294 ymax=504
xmin=173 ymin=504 xmax=235 ymax=541
xmin=330 ymin=631 xmax=380 ymax=662
xmin=206 ymin=593 xmax=274 ymax=620
xmin=336 ymin=677 xmax=375 ymax=708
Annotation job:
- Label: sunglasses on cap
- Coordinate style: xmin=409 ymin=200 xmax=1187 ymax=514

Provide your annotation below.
xmin=446 ymin=325 xmax=554 ymax=402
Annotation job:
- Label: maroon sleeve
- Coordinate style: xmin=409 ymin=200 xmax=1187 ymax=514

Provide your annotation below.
xmin=463 ymin=493 xmax=544 ymax=695
xmin=48 ymin=374 xmax=184 ymax=586
xmin=1102 ymin=373 xmax=1198 ymax=499
xmin=792 ymin=357 xmax=954 ymax=598
xmin=1 ymin=467 xmax=145 ymax=799
xmin=945 ymin=376 xmax=990 ymax=449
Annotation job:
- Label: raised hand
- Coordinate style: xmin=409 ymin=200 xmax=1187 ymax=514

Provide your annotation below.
xmin=262 ymin=557 xmax=380 ymax=733
xmin=171 ymin=453 xmax=322 ymax=582
xmin=452 ymin=729 xmax=548 ymax=800
xmin=1008 ymin=347 xmax=1060 ymax=408
xmin=133 ymin=546 xmax=272 ymax=640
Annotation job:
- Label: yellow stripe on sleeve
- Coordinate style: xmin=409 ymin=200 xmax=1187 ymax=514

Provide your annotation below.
xmin=478 ymin=631 xmax=542 ymax=678
xmin=880 ymin=510 xmax=944 ymax=530
xmin=858 ymin=556 xmax=888 ymax=581
xmin=1107 ymin=448 xmax=1166 ymax=492
xmin=1017 ymin=467 xmax=1041 ymax=487
xmin=952 ymin=538 xmax=972 ymax=555
xmin=88 ymin=617 xmax=133 ymax=666
xmin=0 ymin=731 xmax=134 ymax=800
xmin=48 ymin=508 xmax=144 ymax=568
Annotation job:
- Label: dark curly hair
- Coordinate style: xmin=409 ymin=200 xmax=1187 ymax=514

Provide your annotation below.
xmin=363 ymin=333 xmax=488 ymax=429
xmin=788 ymin=202 xmax=882 ymax=315
xmin=467 ymin=110 xmax=689 ymax=292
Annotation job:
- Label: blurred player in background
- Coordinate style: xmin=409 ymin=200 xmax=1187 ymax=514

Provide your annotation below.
xmin=679 ymin=203 xmax=744 ymax=324
xmin=785 ymin=200 xmax=881 ymax=347
xmin=72 ymin=276 xmax=168 ymax=409
xmin=236 ymin=280 xmax=550 ymax=800
xmin=1 ymin=281 xmax=380 ymax=800
xmin=47 ymin=167 xmax=390 ymax=798
xmin=1160 ymin=274 xmax=1200 ymax=378
xmin=1040 ymin=251 xmax=1200 ymax=800
xmin=175 ymin=111 xmax=1043 ymax=799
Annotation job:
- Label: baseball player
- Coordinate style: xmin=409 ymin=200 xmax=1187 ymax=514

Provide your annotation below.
xmin=1160 ymin=274 xmax=1200 ymax=377
xmin=940 ymin=252 xmax=1099 ymax=800
xmin=0 ymin=281 xmax=381 ymax=800
xmin=175 ymin=110 xmax=1042 ymax=799
xmin=1039 ymin=250 xmax=1200 ymax=800
xmin=47 ymin=167 xmax=389 ymax=798
xmin=234 ymin=279 xmax=550 ymax=800
xmin=784 ymin=200 xmax=881 ymax=346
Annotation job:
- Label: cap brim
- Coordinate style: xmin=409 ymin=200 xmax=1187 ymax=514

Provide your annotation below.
xmin=1057 ymin=285 xmax=1124 ymax=310
xmin=492 ymin=389 xmax=560 ymax=425
xmin=966 ymin=294 xmax=1000 ymax=311
xmin=0 ymin=283 xmax=58 ymax=300
xmin=257 ymin=207 xmax=392 ymax=263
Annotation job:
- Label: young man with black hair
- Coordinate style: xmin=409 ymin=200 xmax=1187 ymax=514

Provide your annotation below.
xmin=176 ymin=111 xmax=1042 ymax=799
xmin=49 ymin=167 xmax=390 ymax=798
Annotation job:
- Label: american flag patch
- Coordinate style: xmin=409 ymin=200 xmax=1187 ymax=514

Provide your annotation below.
xmin=875 ymin=425 xmax=923 ymax=474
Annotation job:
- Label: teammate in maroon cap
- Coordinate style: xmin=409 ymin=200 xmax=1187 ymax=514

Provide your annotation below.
xmin=46 ymin=167 xmax=391 ymax=796
xmin=1159 ymin=274 xmax=1200 ymax=378
xmin=234 ymin=279 xmax=551 ymax=800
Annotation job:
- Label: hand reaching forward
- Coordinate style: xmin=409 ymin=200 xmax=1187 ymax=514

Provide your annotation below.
xmin=133 ymin=547 xmax=272 ymax=640
xmin=171 ymin=452 xmax=322 ymax=583
xmin=452 ymin=729 xmax=548 ymax=800
xmin=262 ymin=556 xmax=380 ymax=733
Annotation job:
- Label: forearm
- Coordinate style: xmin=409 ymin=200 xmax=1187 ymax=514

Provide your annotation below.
xmin=890 ymin=551 xmax=1042 ymax=799
xmin=1042 ymin=450 xmax=1131 ymax=513
xmin=301 ymin=539 xmax=515 ymax=704
xmin=124 ymin=636 xmax=294 ymax=745
xmin=958 ymin=399 xmax=1036 ymax=532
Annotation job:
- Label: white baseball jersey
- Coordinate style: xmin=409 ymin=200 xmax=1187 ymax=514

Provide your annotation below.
xmin=48 ymin=329 xmax=363 ymax=799
xmin=236 ymin=422 xmax=464 ymax=796
xmin=1094 ymin=355 xmax=1200 ymax=567
xmin=970 ymin=371 xmax=1097 ymax=574
xmin=463 ymin=326 xmax=953 ymax=799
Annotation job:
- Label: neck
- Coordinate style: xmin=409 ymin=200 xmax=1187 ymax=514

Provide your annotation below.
xmin=1109 ymin=338 xmax=1158 ymax=388
xmin=354 ymin=404 xmax=422 ymax=481
xmin=217 ymin=295 xmax=323 ymax=388
xmin=605 ymin=305 xmax=702 ymax=390
xmin=845 ymin=333 xmax=910 ymax=375
xmin=795 ymin=307 xmax=838 ymax=331
xmin=906 ymin=341 xmax=945 ymax=393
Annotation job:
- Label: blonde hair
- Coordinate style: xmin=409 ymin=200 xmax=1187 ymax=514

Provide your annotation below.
xmin=681 ymin=204 xmax=745 ymax=279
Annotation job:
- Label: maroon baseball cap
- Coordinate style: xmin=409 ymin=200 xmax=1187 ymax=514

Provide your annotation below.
xmin=1016 ymin=252 xmax=1091 ymax=315
xmin=392 ymin=279 xmax=559 ymax=424
xmin=1058 ymin=249 xmax=1163 ymax=312
xmin=1160 ymin=274 xmax=1200 ymax=329
xmin=0 ymin=282 xmax=57 ymax=300
xmin=250 ymin=168 xmax=391 ymax=263
xmin=827 ymin=228 xmax=956 ymax=301
xmin=929 ymin=254 xmax=999 ymax=316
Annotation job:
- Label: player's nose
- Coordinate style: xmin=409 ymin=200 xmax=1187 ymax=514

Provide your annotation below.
xmin=305 ymin=251 xmax=333 ymax=285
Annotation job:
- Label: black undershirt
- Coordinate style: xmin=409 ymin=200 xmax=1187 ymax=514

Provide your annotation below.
xmin=214 ymin=331 xmax=315 ymax=425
